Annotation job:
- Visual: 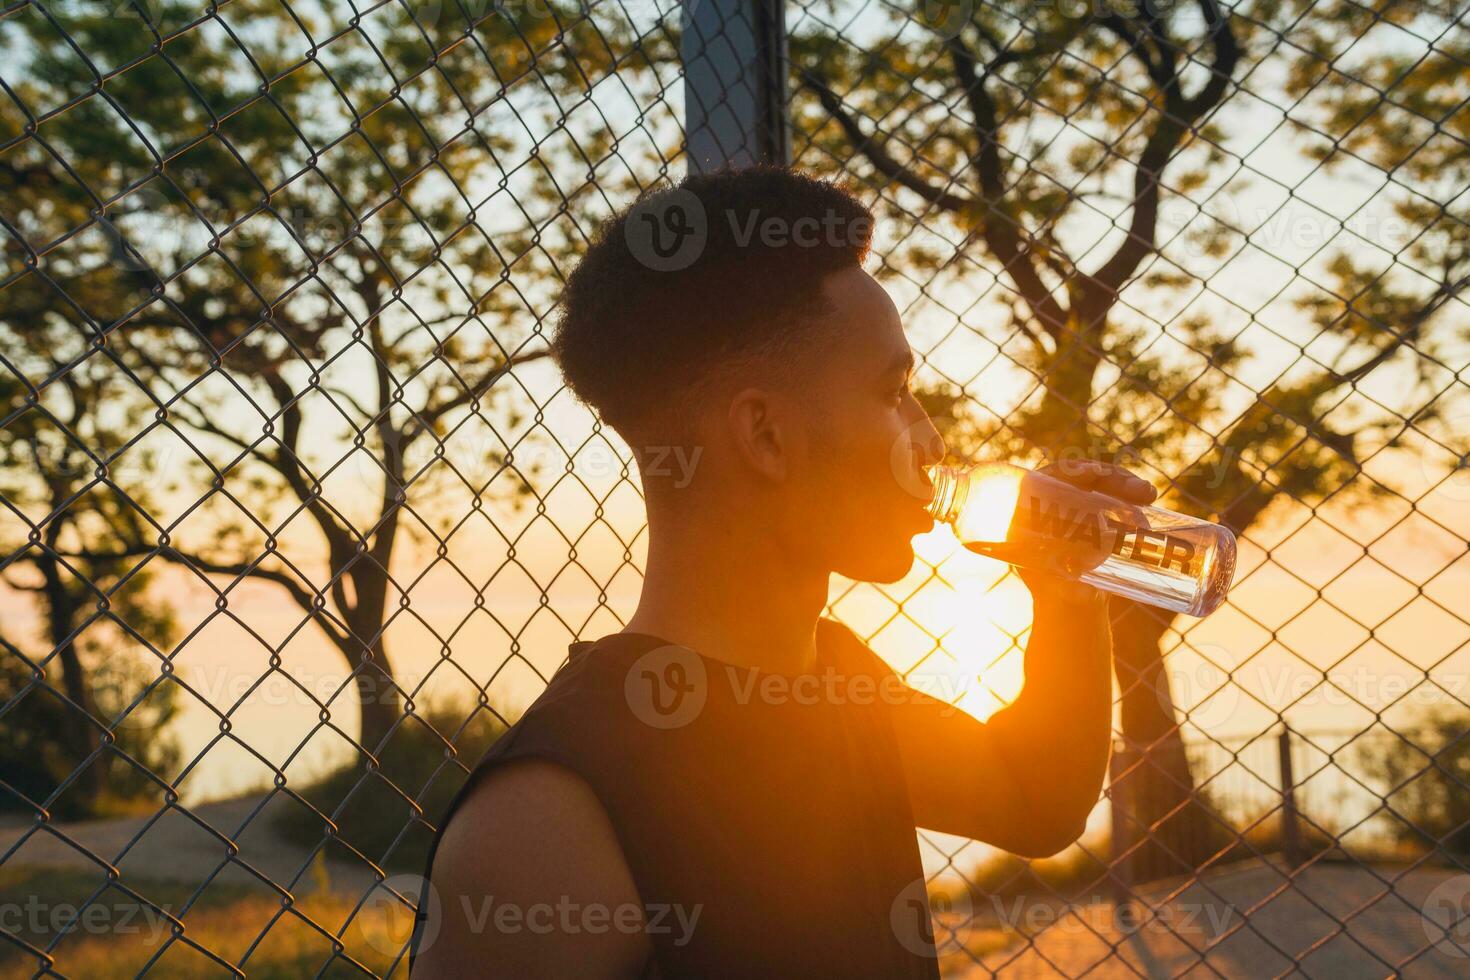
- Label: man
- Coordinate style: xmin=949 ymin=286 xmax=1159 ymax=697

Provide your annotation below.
xmin=409 ymin=168 xmax=1155 ymax=977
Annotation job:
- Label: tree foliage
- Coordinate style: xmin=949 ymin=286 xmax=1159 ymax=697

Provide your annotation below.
xmin=2 ymin=0 xmax=682 ymax=757
xmin=791 ymin=0 xmax=1468 ymax=877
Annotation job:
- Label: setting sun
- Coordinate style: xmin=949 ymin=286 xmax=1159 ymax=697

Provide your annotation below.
xmin=909 ymin=523 xmax=1031 ymax=721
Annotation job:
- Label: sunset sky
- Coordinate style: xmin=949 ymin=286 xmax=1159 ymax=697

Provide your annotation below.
xmin=3 ymin=348 xmax=1463 ymax=811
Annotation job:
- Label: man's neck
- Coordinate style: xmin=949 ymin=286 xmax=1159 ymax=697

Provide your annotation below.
xmin=624 ymin=507 xmax=828 ymax=676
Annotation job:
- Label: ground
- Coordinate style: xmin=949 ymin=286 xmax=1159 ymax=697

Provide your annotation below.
xmin=2 ymin=806 xmax=1466 ymax=977
xmin=947 ymin=859 xmax=1468 ymax=979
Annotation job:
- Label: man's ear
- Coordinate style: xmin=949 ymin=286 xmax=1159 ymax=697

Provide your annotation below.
xmin=727 ymin=387 xmax=789 ymax=481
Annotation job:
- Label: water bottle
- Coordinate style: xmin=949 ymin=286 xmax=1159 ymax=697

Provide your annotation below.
xmin=926 ymin=462 xmax=1237 ymax=617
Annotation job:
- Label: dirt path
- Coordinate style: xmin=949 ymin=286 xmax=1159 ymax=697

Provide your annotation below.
xmin=8 ymin=809 xmax=1466 ymax=978
xmin=0 ymin=795 xmax=379 ymax=898
xmin=952 ymin=860 xmax=1467 ymax=978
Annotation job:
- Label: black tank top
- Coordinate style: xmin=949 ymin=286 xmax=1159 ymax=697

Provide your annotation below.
xmin=408 ymin=618 xmax=942 ymax=978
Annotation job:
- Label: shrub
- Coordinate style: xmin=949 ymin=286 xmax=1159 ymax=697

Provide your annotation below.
xmin=0 ymin=650 xmax=180 ymax=820
xmin=1356 ymin=706 xmax=1470 ymax=858
xmin=273 ymin=702 xmax=508 ymax=873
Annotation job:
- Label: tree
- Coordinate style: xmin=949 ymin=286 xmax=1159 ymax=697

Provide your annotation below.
xmin=1357 ymin=706 xmax=1470 ymax=858
xmin=0 ymin=334 xmax=181 ymax=817
xmin=1 ymin=0 xmax=679 ymax=774
xmin=794 ymin=0 xmax=1466 ymax=879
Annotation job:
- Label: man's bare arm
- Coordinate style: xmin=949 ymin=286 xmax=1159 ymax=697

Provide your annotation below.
xmin=883 ymin=462 xmax=1148 ymax=855
xmin=412 ymin=758 xmax=653 ymax=979
xmin=882 ymin=591 xmax=1113 ymax=856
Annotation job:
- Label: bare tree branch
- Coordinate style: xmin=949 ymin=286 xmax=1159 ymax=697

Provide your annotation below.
xmin=56 ymin=543 xmax=355 ymax=652
xmin=797 ymin=68 xmax=974 ymax=213
xmin=1091 ymin=0 xmax=1238 ymax=295
xmin=255 ymin=367 xmax=360 ymax=622
xmin=1099 ymin=15 xmax=1167 ymax=88
xmin=946 ymin=35 xmax=1072 ymax=341
xmin=1333 ymin=270 xmax=1470 ymax=384
xmin=404 ymin=347 xmax=551 ymax=442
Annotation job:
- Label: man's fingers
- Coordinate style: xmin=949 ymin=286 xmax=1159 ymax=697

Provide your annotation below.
xmin=1100 ymin=470 xmax=1158 ymax=504
xmin=1041 ymin=459 xmax=1158 ymax=504
xmin=1039 ymin=459 xmax=1107 ymax=486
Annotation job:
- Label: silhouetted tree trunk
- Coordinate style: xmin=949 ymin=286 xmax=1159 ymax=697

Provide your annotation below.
xmin=1035 ymin=301 xmax=1220 ymax=883
xmin=1109 ymin=598 xmax=1224 ymax=881
xmin=38 ymin=526 xmax=105 ymax=808
xmin=347 ymin=576 xmax=402 ymax=754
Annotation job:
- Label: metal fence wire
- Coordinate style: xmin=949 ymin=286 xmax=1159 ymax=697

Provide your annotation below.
xmin=1 ymin=0 xmax=1468 ymax=976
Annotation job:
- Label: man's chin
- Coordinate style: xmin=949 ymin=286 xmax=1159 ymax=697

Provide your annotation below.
xmin=834 ymin=541 xmax=921 ymax=584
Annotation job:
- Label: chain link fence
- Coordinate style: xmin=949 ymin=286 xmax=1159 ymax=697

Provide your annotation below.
xmin=1 ymin=0 xmax=1467 ymax=976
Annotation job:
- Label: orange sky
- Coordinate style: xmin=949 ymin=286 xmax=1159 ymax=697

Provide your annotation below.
xmin=2 ymin=449 xmax=1463 ymax=809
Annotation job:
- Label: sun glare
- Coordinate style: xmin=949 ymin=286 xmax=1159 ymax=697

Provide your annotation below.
xmin=910 ymin=522 xmax=1031 ymax=721
xmin=950 ymin=463 xmax=1024 ymax=544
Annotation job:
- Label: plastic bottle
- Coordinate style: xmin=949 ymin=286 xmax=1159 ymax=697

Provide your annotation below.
xmin=927 ymin=462 xmax=1237 ymax=617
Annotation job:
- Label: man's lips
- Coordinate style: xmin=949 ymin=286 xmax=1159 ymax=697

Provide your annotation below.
xmin=912 ymin=474 xmax=937 ymax=523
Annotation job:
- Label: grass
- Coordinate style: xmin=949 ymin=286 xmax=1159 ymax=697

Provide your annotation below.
xmin=0 ymin=865 xmax=415 ymax=979
xmin=923 ymin=837 xmax=1117 ymax=974
xmin=272 ymin=704 xmax=507 ymax=875
xmin=1 ymin=703 xmax=507 ymax=977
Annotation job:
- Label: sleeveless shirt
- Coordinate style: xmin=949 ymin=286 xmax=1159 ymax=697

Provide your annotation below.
xmin=408 ymin=618 xmax=943 ymax=978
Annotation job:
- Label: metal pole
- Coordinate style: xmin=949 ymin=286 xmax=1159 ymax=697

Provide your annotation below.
xmin=1278 ymin=725 xmax=1303 ymax=869
xmin=1109 ymin=740 xmax=1136 ymax=927
xmin=681 ymin=0 xmax=792 ymax=172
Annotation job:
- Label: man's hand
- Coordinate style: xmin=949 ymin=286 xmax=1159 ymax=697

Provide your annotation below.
xmin=859 ymin=461 xmax=1157 ymax=854
xmin=1018 ymin=458 xmax=1159 ymax=606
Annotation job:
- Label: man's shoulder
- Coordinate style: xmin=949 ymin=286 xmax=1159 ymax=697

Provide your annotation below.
xmin=514 ymin=633 xmax=650 ymax=719
xmin=417 ymin=757 xmax=651 ymax=976
xmin=435 ymin=756 xmax=612 ymax=861
xmin=816 ymin=616 xmax=900 ymax=681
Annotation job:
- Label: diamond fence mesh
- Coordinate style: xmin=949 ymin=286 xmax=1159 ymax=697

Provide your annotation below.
xmin=1 ymin=0 xmax=1467 ymax=976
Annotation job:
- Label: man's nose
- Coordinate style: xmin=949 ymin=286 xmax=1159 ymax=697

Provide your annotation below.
xmin=912 ymin=415 xmax=946 ymax=468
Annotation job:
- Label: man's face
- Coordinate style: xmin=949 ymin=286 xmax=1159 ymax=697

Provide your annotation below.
xmin=785 ymin=265 xmax=946 ymax=583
